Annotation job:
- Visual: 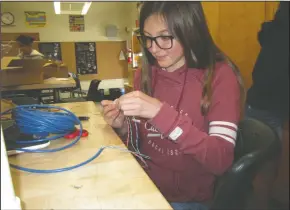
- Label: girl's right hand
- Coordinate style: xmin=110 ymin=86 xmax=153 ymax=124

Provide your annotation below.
xmin=101 ymin=100 xmax=125 ymax=128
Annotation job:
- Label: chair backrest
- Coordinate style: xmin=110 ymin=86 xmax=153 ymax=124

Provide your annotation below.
xmin=73 ymin=75 xmax=82 ymax=90
xmin=86 ymin=79 xmax=103 ymax=102
xmin=68 ymin=72 xmax=81 ymax=90
xmin=210 ymin=118 xmax=281 ymax=210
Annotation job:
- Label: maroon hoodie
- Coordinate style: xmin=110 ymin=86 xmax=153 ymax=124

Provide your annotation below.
xmin=131 ymin=62 xmax=240 ymax=203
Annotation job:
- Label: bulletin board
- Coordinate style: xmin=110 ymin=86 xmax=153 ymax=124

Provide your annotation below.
xmin=75 ymin=42 xmax=97 ymax=75
xmin=60 ymin=41 xmax=128 ymax=81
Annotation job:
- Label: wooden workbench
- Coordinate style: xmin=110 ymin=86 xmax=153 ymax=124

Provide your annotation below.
xmin=8 ymin=101 xmax=172 ymax=210
xmin=1 ymin=77 xmax=76 ymax=103
xmin=1 ymin=77 xmax=76 ymax=92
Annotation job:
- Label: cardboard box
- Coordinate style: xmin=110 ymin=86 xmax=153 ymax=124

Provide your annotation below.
xmin=0 ymin=57 xmax=45 ymax=87
xmin=43 ymin=62 xmax=69 ymax=79
xmin=0 ymin=99 xmax=16 ymax=120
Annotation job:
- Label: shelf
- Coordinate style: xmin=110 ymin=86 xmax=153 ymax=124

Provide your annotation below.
xmin=1 ymin=25 xmax=16 ymax=27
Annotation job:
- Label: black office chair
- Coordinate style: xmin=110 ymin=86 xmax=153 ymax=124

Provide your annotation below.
xmin=61 ymin=79 xmax=104 ymax=103
xmin=69 ymin=73 xmax=87 ymax=98
xmin=59 ymin=73 xmax=86 ymax=98
xmin=210 ymin=118 xmax=281 ymax=210
xmin=86 ymin=79 xmax=104 ymax=102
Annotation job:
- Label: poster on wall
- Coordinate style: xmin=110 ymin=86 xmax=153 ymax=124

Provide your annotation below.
xmin=75 ymin=42 xmax=97 ymax=75
xmin=69 ymin=15 xmax=85 ymax=32
xmin=24 ymin=11 xmax=46 ymax=27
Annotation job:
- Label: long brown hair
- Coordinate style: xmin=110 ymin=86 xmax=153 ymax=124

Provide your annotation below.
xmin=139 ymin=2 xmax=246 ymax=117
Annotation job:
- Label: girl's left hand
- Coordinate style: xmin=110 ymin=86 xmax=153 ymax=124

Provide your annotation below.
xmin=118 ymin=91 xmax=162 ymax=119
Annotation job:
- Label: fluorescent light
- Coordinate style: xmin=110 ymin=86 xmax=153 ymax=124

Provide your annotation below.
xmin=54 ymin=2 xmax=91 ymax=15
xmin=81 ymin=2 xmax=92 ymax=15
xmin=54 ymin=2 xmax=61 ymax=15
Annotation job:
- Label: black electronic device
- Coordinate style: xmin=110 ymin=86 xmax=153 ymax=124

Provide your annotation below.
xmin=38 ymin=42 xmax=62 ymax=61
xmin=3 ymin=123 xmax=50 ymax=155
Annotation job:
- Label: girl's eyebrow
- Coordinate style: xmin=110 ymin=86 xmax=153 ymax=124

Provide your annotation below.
xmin=158 ymin=29 xmax=169 ymax=34
xmin=144 ymin=31 xmax=152 ymax=36
xmin=144 ymin=29 xmax=169 ymax=36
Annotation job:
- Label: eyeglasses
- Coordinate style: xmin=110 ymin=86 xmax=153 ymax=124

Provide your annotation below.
xmin=137 ymin=35 xmax=174 ymax=50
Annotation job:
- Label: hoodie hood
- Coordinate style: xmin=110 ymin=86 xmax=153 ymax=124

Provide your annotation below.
xmin=151 ymin=63 xmax=206 ymax=111
xmin=152 ymin=64 xmax=188 ymax=86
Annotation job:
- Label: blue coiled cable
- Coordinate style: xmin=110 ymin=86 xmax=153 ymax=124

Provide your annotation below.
xmin=14 ymin=107 xmax=78 ymax=135
xmin=0 ymin=104 xmax=107 ymax=173
xmin=3 ymin=105 xmax=83 ymax=153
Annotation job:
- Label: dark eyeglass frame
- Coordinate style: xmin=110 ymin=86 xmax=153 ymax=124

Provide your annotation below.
xmin=137 ymin=34 xmax=175 ymax=50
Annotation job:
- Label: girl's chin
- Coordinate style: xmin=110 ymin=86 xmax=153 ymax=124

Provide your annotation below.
xmin=157 ymin=60 xmax=171 ymax=68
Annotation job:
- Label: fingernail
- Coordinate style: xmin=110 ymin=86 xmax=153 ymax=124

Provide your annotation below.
xmin=114 ymin=99 xmax=121 ymax=110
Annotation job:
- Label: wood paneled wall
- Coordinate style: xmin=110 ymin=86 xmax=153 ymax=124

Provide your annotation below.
xmin=95 ymin=41 xmax=128 ymax=80
xmin=202 ymin=2 xmax=279 ymax=89
xmin=265 ymin=2 xmax=279 ymax=21
xmin=61 ymin=41 xmax=127 ymax=81
xmin=1 ymin=41 xmax=127 ymax=81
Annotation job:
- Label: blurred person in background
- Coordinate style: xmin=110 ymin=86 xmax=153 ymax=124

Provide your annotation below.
xmin=16 ymin=35 xmax=44 ymax=59
xmin=246 ymin=2 xmax=289 ymax=209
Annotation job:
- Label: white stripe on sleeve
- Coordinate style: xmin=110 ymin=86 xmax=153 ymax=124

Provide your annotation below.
xmin=208 ymin=121 xmax=238 ymax=145
xmin=209 ymin=121 xmax=238 ymax=130
xmin=209 ymin=126 xmax=237 ymax=140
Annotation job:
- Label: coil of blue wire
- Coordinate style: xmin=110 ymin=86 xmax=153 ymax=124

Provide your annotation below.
xmin=1 ymin=104 xmax=106 ymax=173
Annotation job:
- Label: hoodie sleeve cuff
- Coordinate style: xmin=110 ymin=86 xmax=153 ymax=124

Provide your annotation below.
xmin=149 ymin=102 xmax=179 ymax=135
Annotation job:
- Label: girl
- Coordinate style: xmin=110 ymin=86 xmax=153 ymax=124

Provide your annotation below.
xmin=102 ymin=2 xmax=245 ymax=210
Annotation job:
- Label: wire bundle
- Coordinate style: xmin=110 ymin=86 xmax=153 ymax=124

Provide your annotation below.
xmin=1 ymin=104 xmax=150 ymax=173
xmin=126 ymin=117 xmax=150 ymax=167
xmin=13 ymin=106 xmax=78 ymax=135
